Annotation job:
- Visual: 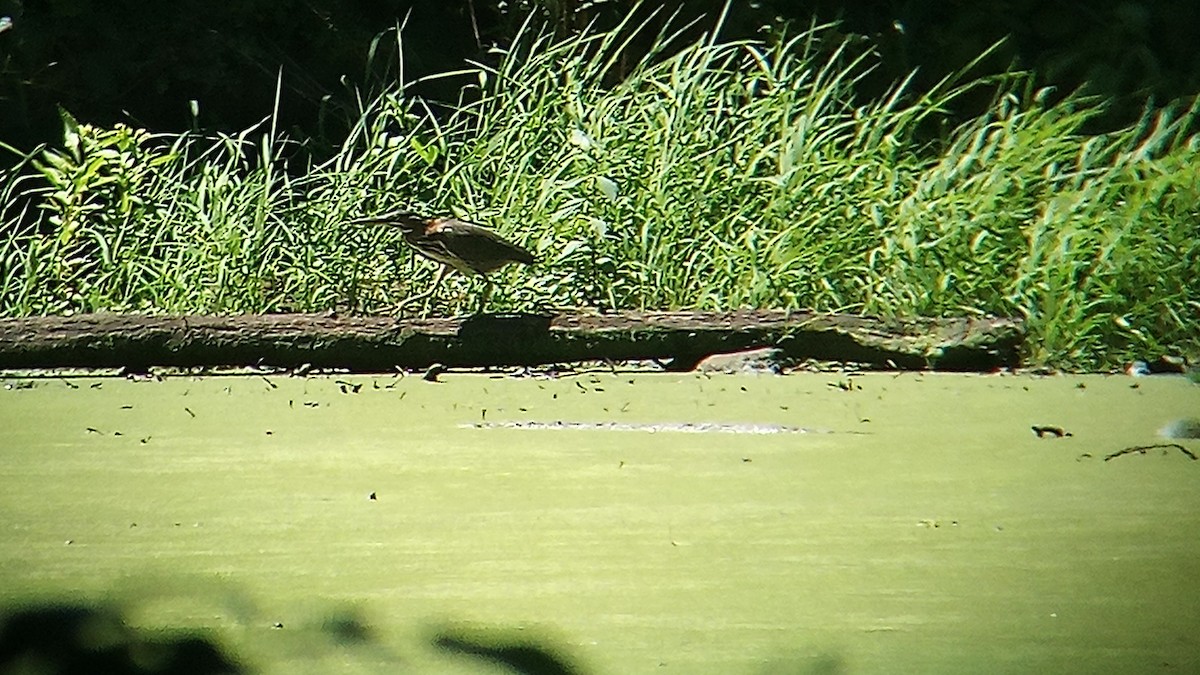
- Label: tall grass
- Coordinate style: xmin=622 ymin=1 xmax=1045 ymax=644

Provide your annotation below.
xmin=867 ymin=92 xmax=1200 ymax=367
xmin=1 ymin=14 xmax=1196 ymax=369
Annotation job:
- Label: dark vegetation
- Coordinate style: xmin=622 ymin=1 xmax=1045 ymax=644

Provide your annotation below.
xmin=0 ymin=602 xmax=243 ymax=675
xmin=3 ymin=1 xmax=1198 ymax=153
xmin=0 ymin=601 xmax=584 ymax=674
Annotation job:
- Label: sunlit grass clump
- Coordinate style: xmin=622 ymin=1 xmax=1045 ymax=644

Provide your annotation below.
xmin=0 ymin=15 xmax=1196 ymax=369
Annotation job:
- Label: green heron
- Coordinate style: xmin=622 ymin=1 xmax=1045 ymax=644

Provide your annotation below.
xmin=351 ymin=209 xmax=535 ymax=313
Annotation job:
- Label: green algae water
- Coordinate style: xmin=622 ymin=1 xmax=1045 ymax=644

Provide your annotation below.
xmin=1 ymin=372 xmax=1197 ymax=674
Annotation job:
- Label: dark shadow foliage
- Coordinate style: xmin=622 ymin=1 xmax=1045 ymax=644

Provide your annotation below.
xmin=0 ymin=602 xmax=243 ymax=675
xmin=2 ymin=0 xmax=1197 ymax=160
xmin=434 ymin=630 xmax=583 ymax=675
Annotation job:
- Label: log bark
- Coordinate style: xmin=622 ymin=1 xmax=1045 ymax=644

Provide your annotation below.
xmin=0 ymin=311 xmax=1023 ymax=371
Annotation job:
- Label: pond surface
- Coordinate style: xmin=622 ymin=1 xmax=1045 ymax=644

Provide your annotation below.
xmin=1 ymin=371 xmax=1197 ymax=674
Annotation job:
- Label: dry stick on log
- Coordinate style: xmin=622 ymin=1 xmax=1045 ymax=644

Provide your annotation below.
xmin=0 ymin=311 xmax=1023 ymax=372
xmin=1104 ymin=444 xmax=1199 ymax=462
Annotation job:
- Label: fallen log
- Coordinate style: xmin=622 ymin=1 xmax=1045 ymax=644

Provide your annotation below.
xmin=0 ymin=311 xmax=1022 ymax=371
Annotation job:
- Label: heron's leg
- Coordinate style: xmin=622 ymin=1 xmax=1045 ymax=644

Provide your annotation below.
xmin=422 ymin=266 xmax=450 ymax=315
xmin=477 ymin=278 xmax=494 ymax=315
xmin=396 ymin=266 xmax=448 ymax=316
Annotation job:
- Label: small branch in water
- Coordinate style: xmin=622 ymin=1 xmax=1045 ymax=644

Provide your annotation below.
xmin=1032 ymin=425 xmax=1072 ymax=438
xmin=1104 ymin=443 xmax=1198 ymax=462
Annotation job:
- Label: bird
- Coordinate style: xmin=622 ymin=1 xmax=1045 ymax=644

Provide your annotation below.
xmin=350 ymin=209 xmax=535 ymax=314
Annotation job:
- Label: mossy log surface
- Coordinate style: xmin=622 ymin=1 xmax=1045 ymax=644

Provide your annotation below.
xmin=0 ymin=311 xmax=1023 ymax=371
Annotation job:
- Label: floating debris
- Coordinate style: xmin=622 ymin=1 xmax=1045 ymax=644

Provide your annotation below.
xmin=466 ymin=421 xmax=812 ymax=434
xmin=1105 ymin=443 xmax=1198 ymax=461
xmin=1032 ymin=425 xmax=1072 ymax=438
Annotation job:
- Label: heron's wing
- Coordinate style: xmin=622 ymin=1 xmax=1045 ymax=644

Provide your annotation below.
xmin=406 ymin=235 xmax=474 ymax=274
xmin=428 ymin=220 xmax=536 ymax=273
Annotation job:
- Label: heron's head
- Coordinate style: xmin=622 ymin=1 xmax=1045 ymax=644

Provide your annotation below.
xmin=349 ymin=209 xmax=429 ymax=233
